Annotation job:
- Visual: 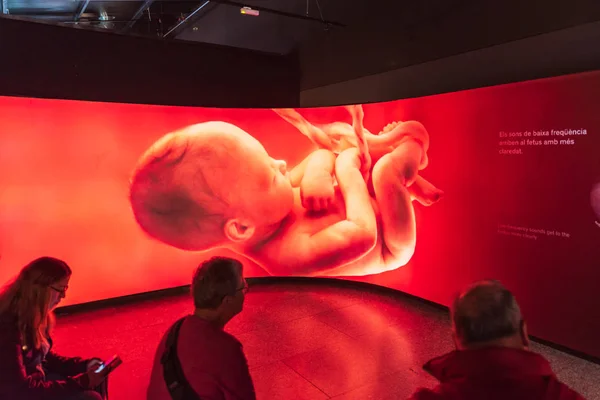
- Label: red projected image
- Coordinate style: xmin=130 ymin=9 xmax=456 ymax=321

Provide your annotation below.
xmin=1 ymin=70 xmax=599 ymax=358
xmin=129 ymin=105 xmax=443 ymax=277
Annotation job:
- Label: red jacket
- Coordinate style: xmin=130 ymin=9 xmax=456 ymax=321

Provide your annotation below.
xmin=409 ymin=347 xmax=585 ymax=400
xmin=0 ymin=312 xmax=90 ymax=400
xmin=147 ymin=315 xmax=256 ymax=400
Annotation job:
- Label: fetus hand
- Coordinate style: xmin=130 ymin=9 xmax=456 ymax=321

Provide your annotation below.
xmin=301 ymin=173 xmax=335 ymax=212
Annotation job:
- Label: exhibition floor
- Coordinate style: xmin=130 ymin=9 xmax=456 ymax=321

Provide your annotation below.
xmin=53 ymin=281 xmax=600 ymax=399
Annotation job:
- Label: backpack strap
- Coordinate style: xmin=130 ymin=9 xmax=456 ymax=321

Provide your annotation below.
xmin=161 ymin=317 xmax=202 ymax=400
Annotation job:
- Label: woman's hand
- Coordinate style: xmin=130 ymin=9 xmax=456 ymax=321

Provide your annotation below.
xmin=86 ymin=358 xmax=103 ymax=372
xmin=73 ymin=368 xmax=106 ymax=389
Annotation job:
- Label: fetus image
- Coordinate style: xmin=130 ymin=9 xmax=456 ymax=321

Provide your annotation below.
xmin=129 ymin=105 xmax=443 ymax=276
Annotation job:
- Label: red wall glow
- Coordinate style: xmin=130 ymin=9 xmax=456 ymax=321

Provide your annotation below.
xmin=0 ymin=71 xmax=599 ymax=357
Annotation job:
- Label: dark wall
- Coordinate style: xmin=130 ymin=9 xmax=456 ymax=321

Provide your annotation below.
xmin=300 ymin=21 xmax=600 ymax=106
xmin=0 ymin=17 xmax=300 ymax=108
xmin=299 ymin=0 xmax=600 ymax=93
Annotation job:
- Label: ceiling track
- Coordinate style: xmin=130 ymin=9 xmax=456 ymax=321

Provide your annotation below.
xmin=210 ymin=0 xmax=345 ymax=27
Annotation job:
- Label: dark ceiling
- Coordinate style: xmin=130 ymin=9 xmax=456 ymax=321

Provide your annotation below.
xmin=0 ymin=0 xmax=378 ymax=54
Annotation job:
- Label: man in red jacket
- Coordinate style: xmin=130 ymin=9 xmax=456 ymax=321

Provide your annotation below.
xmin=147 ymin=257 xmax=256 ymax=400
xmin=409 ymin=280 xmax=585 ymax=400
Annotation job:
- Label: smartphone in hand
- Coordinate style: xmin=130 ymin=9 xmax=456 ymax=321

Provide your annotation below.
xmin=94 ymin=355 xmax=123 ymax=377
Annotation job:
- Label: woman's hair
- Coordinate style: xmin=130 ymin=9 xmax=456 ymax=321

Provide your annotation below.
xmin=0 ymin=257 xmax=72 ymax=349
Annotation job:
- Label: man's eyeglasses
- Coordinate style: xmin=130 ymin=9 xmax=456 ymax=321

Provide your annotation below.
xmin=219 ymin=282 xmax=249 ymax=303
xmin=236 ymin=282 xmax=249 ymax=295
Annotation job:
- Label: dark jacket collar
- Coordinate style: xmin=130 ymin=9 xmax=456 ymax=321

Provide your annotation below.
xmin=424 ymin=347 xmax=555 ymax=382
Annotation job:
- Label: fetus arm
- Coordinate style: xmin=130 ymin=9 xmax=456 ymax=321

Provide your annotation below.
xmin=277 ymin=148 xmax=377 ymax=274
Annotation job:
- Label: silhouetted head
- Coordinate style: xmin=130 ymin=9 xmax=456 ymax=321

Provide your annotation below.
xmin=191 ymin=256 xmax=248 ymax=327
xmin=451 ymin=280 xmax=528 ymax=350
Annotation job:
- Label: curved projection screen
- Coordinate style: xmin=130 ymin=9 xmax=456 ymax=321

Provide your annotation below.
xmin=1 ymin=71 xmax=599 ymax=357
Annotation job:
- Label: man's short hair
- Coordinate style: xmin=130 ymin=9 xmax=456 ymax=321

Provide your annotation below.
xmin=451 ymin=280 xmax=522 ymax=346
xmin=191 ymin=257 xmax=243 ymax=309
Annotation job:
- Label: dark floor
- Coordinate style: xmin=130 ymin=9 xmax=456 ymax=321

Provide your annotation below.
xmin=53 ymin=282 xmax=600 ymax=399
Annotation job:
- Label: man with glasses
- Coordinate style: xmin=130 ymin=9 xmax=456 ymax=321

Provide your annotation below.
xmin=147 ymin=257 xmax=255 ymax=400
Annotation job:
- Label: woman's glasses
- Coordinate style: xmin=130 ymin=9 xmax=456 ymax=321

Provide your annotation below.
xmin=50 ymin=286 xmax=68 ymax=295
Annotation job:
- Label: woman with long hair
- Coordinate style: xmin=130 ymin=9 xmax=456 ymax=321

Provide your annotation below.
xmin=0 ymin=257 xmax=109 ymax=399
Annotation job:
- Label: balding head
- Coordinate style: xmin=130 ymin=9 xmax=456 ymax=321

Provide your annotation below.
xmin=451 ymin=281 xmax=527 ymax=349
